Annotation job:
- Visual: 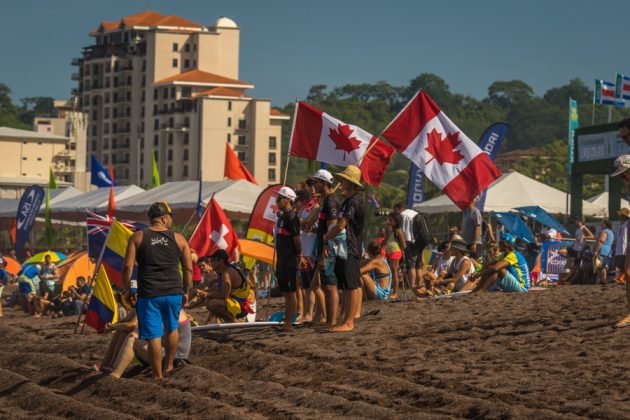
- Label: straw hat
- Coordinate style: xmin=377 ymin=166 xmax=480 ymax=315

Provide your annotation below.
xmin=333 ymin=165 xmax=363 ymax=189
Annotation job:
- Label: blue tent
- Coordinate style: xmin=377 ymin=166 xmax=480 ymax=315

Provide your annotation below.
xmin=513 ymin=206 xmax=570 ymax=236
xmin=491 ymin=212 xmax=535 ymax=243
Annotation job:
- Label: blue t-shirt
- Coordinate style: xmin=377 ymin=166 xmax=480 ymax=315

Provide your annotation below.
xmin=503 ymin=250 xmax=530 ymax=290
xmin=77 ymin=284 xmax=92 ymax=297
xmin=599 ymin=228 xmax=614 ymax=257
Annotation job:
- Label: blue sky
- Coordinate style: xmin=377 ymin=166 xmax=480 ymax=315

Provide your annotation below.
xmin=1 ymin=0 xmax=628 ymax=107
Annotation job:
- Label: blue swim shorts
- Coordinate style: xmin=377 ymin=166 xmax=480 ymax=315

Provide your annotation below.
xmin=136 ymin=294 xmax=182 ymax=340
xmin=495 ymin=271 xmax=528 ymax=293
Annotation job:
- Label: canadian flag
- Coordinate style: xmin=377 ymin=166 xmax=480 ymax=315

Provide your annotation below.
xmin=382 ymin=91 xmax=501 ymax=209
xmin=289 ymin=102 xmax=395 ymax=186
xmin=189 ymin=198 xmax=239 ymax=259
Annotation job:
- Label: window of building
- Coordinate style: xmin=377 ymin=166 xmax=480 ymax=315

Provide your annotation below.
xmin=142 ymin=60 xmax=146 ymax=71
xmin=124 ymin=168 xmax=130 ymax=179
xmin=92 ymin=110 xmax=98 ymax=120
xmin=140 ymin=136 xmax=145 ymax=148
xmin=154 ymin=134 xmax=159 ymax=146
xmin=92 ymin=140 xmax=97 ymax=151
xmin=183 ymin=149 xmax=189 ymax=160
xmin=103 ymin=124 xmax=109 ymax=134
xmin=227 ymin=117 xmax=232 ymax=127
xmin=227 ymin=133 xmax=231 ymax=143
xmin=93 ymin=64 xmax=99 ymax=75
xmin=183 ymin=165 xmax=188 ymax=177
xmin=153 ymin=89 xmax=158 ymax=100
xmin=184 ymin=116 xmax=190 ymax=127
xmin=168 ymin=133 xmax=173 ymax=145
xmin=91 ymin=125 xmax=97 ymax=135
xmin=112 ymin=155 xmax=117 ymax=164
xmin=168 ymin=117 xmax=174 ymax=128
xmin=113 ymin=92 xmax=118 ymax=102
xmin=163 ymin=88 xmax=168 ymax=99
xmin=126 ymin=107 xmax=131 ymax=117
xmin=167 ymin=150 xmax=173 ymax=161
xmin=167 ymin=165 xmax=172 ymax=176
xmin=184 ymin=43 xmax=190 ymax=52
xmin=228 ymin=101 xmax=232 ymax=111
xmin=141 ymin=91 xmax=145 ymax=102
xmin=104 ymin=108 xmax=110 ymax=118
xmin=170 ymin=87 xmax=176 ymax=98
xmin=22 ymin=157 xmax=27 ymax=161
xmin=184 ymin=133 xmax=189 ymax=145
xmin=113 ymin=123 xmax=117 ymax=133
xmin=140 ymin=168 xmax=144 ymax=180
xmin=126 ymin=91 xmax=131 ymax=101
xmin=112 ymin=139 xmax=118 ymax=149
xmin=238 ymin=151 xmax=246 ymax=162
xmin=192 ymin=59 xmax=197 ymax=67
xmin=172 ymin=58 xmax=178 ymax=68
xmin=126 ymin=75 xmax=131 ymax=85
xmin=154 ymin=119 xmax=159 ymax=129
xmin=268 ymin=168 xmax=276 ymax=182
xmin=141 ymin=107 xmax=145 ymax=117
xmin=113 ymin=108 xmax=118 ymax=118
xmin=162 ymin=103 xmax=168 ymax=112
xmin=140 ymin=121 xmax=145 ymax=132
xmin=238 ymin=119 xmax=246 ymax=129
xmin=193 ymin=44 xmax=197 ymax=51
xmin=153 ymin=104 xmax=158 ymax=115
xmin=238 ymin=135 xmax=246 ymax=145
xmin=103 ymin=155 xmax=108 ymax=164
xmin=269 ymin=136 xmax=277 ymax=149
xmin=141 ymin=75 xmax=146 ymax=87
xmin=184 ymin=59 xmax=190 ymax=68
xmin=268 ymin=153 xmax=276 ymax=165
xmin=172 ymin=43 xmax=178 ymax=52
xmin=154 ymin=151 xmax=159 ymax=162
xmin=182 ymin=87 xmax=192 ymax=98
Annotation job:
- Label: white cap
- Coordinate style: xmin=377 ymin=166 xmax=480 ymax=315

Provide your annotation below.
xmin=307 ymin=169 xmax=334 ymax=185
xmin=541 ymin=227 xmax=557 ymax=238
xmin=275 ymin=186 xmax=297 ymax=201
xmin=611 ymin=155 xmax=630 ymax=177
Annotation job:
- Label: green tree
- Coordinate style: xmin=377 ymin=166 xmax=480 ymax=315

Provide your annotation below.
xmin=18 ymin=96 xmax=55 ymax=125
xmin=0 ymin=83 xmax=29 ymax=129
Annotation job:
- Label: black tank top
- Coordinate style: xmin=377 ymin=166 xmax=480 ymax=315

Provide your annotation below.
xmin=136 ymin=229 xmax=183 ymax=298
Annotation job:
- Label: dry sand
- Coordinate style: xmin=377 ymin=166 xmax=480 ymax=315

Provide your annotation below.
xmin=0 ymin=284 xmax=628 ymax=419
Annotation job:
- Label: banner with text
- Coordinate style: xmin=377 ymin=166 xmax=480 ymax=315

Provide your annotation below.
xmin=15 ymin=185 xmax=45 ymax=258
xmin=406 ymin=162 xmax=425 ymax=209
xmin=475 ymin=123 xmax=509 ymax=212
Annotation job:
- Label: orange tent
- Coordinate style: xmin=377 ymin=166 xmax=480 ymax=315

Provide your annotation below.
xmin=239 ymin=239 xmax=275 ymax=266
xmin=3 ymin=257 xmax=22 ymax=276
xmin=57 ymin=251 xmax=96 ymax=291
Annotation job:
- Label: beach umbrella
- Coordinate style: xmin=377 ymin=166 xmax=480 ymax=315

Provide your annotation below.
xmin=2 ymin=257 xmax=22 ymax=276
xmin=23 ymin=251 xmax=67 ymax=265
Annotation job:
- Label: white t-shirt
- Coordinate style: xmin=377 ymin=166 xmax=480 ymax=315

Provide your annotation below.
xmin=400 ymin=209 xmax=418 ymax=243
xmin=434 ymin=255 xmax=454 ymax=275
xmin=298 ymin=206 xmax=317 ymax=258
xmin=615 ymin=220 xmax=628 ymax=256
xmin=453 ymin=256 xmax=475 ymax=291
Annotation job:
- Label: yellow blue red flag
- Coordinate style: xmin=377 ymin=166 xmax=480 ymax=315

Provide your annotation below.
xmin=84 ymin=265 xmax=118 ymax=333
xmin=101 ymin=219 xmax=135 ymax=288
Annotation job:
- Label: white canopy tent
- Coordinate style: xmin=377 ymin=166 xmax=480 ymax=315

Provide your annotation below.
xmin=115 ymin=180 xmax=263 ymax=214
xmin=587 ymin=192 xmax=630 ymax=217
xmin=414 ymin=171 xmax=605 ymax=216
xmin=0 ymin=187 xmax=83 ymax=217
xmin=51 ymin=185 xmax=145 ymax=213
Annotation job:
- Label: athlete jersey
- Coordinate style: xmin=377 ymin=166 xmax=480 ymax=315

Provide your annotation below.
xmin=503 ymin=250 xmax=530 ymax=290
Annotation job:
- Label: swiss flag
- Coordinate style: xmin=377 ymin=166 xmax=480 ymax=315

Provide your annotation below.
xmin=382 ymin=91 xmax=501 ymax=209
xmin=224 ymin=143 xmax=258 ymax=185
xmin=289 ymin=102 xmax=395 ymax=185
xmin=189 ymin=198 xmax=240 ymax=259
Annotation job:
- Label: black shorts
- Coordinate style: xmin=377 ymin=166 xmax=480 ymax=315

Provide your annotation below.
xmin=300 ymin=269 xmax=314 ymax=289
xmin=334 ymin=255 xmax=361 ymax=290
xmin=404 ymin=244 xmax=423 ymax=269
xmin=276 ymin=265 xmax=297 ymax=292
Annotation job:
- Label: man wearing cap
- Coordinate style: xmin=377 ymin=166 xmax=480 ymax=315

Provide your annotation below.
xmin=471 ymin=233 xmax=530 ymax=293
xmin=614 ymin=208 xmax=630 ymax=283
xmin=205 ymin=249 xmax=253 ymax=323
xmin=309 ymin=169 xmax=338 ymax=325
xmin=273 ymin=186 xmax=303 ymax=329
xmin=123 ymin=201 xmax=193 ymax=379
xmin=324 ymin=165 xmax=365 ymax=332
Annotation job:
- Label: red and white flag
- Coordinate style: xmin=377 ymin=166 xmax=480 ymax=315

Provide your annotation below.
xmin=189 ymin=198 xmax=239 ymax=259
xmin=382 ymin=91 xmax=501 ymax=209
xmin=289 ymin=102 xmax=395 ymax=185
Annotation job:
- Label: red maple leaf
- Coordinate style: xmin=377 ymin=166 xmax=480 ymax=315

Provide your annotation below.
xmin=328 ymin=124 xmax=362 ymax=160
xmin=425 ymin=129 xmax=464 ymax=165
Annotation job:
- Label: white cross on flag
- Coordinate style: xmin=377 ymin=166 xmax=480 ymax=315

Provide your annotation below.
xmin=189 ymin=198 xmax=239 ymax=259
xmin=382 ymin=90 xmax=501 ymax=209
xmin=289 ymin=102 xmax=395 ymax=186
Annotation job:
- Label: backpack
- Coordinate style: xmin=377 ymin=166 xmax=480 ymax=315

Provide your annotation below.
xmin=412 ymin=212 xmax=433 ymax=249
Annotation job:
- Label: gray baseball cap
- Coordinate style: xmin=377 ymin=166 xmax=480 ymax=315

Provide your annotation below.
xmin=611 ymin=155 xmax=630 ymax=177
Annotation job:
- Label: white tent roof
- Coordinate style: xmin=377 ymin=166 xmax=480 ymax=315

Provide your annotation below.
xmin=587 ymin=192 xmax=630 ymax=217
xmin=414 ymin=171 xmax=605 ymax=216
xmin=0 ymin=187 xmax=83 ymax=217
xmin=116 ymin=180 xmax=263 ymax=214
xmin=51 ymin=185 xmax=145 ymax=212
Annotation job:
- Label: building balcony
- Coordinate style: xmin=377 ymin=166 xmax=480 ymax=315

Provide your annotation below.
xmin=71 ymin=57 xmax=83 ymax=66
xmin=71 ymin=73 xmax=80 ymax=81
xmin=176 ymin=123 xmax=190 ymax=132
xmin=71 ymin=88 xmax=79 ymax=96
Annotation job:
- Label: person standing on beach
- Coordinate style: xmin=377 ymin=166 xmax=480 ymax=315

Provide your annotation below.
xmin=610 ymin=152 xmax=630 ymax=327
xmin=274 ymin=186 xmax=303 ymax=329
xmin=123 ymin=201 xmax=192 ymax=379
xmin=393 ymin=203 xmax=421 ymax=299
xmin=310 ymin=169 xmax=338 ymax=325
xmin=461 ymin=198 xmax=482 ymax=260
xmin=325 ymin=165 xmax=365 ymax=332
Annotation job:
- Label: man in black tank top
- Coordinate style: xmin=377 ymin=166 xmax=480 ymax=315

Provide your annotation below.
xmin=123 ymin=201 xmax=192 ymax=379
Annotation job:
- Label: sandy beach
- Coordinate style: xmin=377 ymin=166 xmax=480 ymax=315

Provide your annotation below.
xmin=0 ymin=284 xmax=628 ymax=419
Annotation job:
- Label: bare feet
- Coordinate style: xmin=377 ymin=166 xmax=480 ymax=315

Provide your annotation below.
xmin=302 ymin=315 xmax=313 ymax=323
xmin=615 ymin=314 xmax=630 ymax=328
xmin=331 ymin=323 xmax=354 ymax=332
xmin=389 ymin=294 xmax=398 ymax=300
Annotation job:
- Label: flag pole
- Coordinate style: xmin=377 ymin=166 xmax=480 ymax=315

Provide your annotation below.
xmin=75 ymin=215 xmax=114 ymax=334
xmin=188 ymin=192 xmax=215 ymax=241
xmin=283 ymin=100 xmax=300 ymax=186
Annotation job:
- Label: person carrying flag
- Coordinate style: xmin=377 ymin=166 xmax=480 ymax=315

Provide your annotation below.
xmin=122 ymin=201 xmax=193 ymax=380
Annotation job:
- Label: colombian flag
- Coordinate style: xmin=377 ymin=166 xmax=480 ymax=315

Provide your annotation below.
xmin=84 ymin=265 xmax=118 ymax=333
xmin=101 ymin=219 xmax=135 ymax=288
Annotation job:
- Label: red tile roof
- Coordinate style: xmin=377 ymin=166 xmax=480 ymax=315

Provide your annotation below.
xmin=194 ymin=87 xmax=251 ymax=98
xmin=270 ymin=108 xmax=290 ymax=118
xmin=94 ymin=11 xmax=204 ymax=33
xmin=154 ymin=69 xmax=253 ymax=87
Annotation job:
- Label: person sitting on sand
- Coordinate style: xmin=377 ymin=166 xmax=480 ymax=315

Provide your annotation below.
xmin=359 ymin=242 xmax=392 ymax=301
xmin=186 ymin=256 xmax=218 ymax=309
xmin=471 ymin=233 xmax=530 ymax=293
xmin=429 ymin=240 xmax=475 ymax=293
xmin=423 ymin=241 xmax=455 ymax=292
xmin=33 ymin=281 xmax=54 ymax=318
xmin=95 ymin=302 xmax=138 ymax=378
xmin=68 ymin=276 xmax=92 ymax=315
xmin=133 ymin=309 xmax=192 ymax=370
xmin=205 ymin=249 xmax=254 ymax=324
